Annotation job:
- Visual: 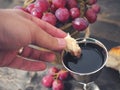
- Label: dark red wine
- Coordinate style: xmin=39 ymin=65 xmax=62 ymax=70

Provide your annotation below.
xmin=63 ymin=42 xmax=106 ymax=73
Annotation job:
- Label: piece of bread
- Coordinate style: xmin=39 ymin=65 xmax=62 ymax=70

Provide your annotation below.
xmin=64 ymin=34 xmax=81 ymax=57
xmin=105 ymin=46 xmax=120 ymax=72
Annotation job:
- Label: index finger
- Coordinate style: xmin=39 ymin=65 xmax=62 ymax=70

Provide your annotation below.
xmin=7 ymin=56 xmax=47 ymax=71
xmin=30 ymin=14 xmax=67 ymax=38
xmin=15 ymin=9 xmax=67 ymax=38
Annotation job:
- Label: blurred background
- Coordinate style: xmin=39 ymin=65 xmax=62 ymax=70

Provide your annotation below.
xmin=0 ymin=0 xmax=120 ymax=90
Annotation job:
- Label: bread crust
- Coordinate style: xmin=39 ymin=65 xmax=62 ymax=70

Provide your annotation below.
xmin=109 ymin=46 xmax=120 ymax=57
xmin=106 ymin=46 xmax=120 ymax=71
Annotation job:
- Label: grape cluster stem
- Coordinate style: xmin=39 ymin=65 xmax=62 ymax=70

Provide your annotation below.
xmin=24 ymin=0 xmax=35 ymax=8
xmin=84 ymin=27 xmax=90 ymax=38
xmin=60 ymin=23 xmax=72 ymax=30
xmin=77 ymin=0 xmax=86 ymax=17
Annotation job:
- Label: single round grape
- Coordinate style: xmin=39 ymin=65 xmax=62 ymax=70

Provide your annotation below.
xmin=26 ymin=3 xmax=35 ymax=13
xmin=50 ymin=4 xmax=57 ymax=13
xmin=85 ymin=8 xmax=97 ymax=23
xmin=48 ymin=67 xmax=59 ymax=75
xmin=35 ymin=0 xmax=49 ymax=13
xmin=55 ymin=8 xmax=70 ymax=22
xmin=41 ymin=75 xmax=54 ymax=88
xmin=52 ymin=0 xmax=66 ymax=8
xmin=58 ymin=70 xmax=69 ymax=80
xmin=66 ymin=0 xmax=77 ymax=9
xmin=31 ymin=8 xmax=43 ymax=18
xmin=72 ymin=18 xmax=89 ymax=31
xmin=70 ymin=7 xmax=80 ymax=19
xmin=42 ymin=12 xmax=57 ymax=26
xmin=91 ymin=3 xmax=100 ymax=13
xmin=52 ymin=80 xmax=64 ymax=90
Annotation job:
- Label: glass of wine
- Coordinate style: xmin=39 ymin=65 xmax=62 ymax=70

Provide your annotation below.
xmin=62 ymin=38 xmax=108 ymax=90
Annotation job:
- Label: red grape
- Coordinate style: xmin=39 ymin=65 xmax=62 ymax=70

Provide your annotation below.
xmin=55 ymin=8 xmax=70 ymax=22
xmin=52 ymin=80 xmax=64 ymax=90
xmin=31 ymin=8 xmax=43 ymax=18
xmin=52 ymin=0 xmax=66 ymax=8
xmin=50 ymin=4 xmax=57 ymax=13
xmin=91 ymin=4 xmax=100 ymax=13
xmin=35 ymin=0 xmax=49 ymax=13
xmin=66 ymin=0 xmax=77 ymax=9
xmin=42 ymin=12 xmax=57 ymax=25
xmin=72 ymin=18 xmax=89 ymax=31
xmin=48 ymin=67 xmax=59 ymax=75
xmin=85 ymin=8 xmax=97 ymax=23
xmin=70 ymin=7 xmax=80 ymax=19
xmin=86 ymin=0 xmax=97 ymax=5
xmin=58 ymin=70 xmax=69 ymax=80
xmin=41 ymin=75 xmax=54 ymax=88
xmin=26 ymin=3 xmax=35 ymax=13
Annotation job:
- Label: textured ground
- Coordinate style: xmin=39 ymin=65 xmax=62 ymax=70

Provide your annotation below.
xmin=0 ymin=0 xmax=120 ymax=90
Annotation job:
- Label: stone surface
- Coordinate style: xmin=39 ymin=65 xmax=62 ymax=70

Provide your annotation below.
xmin=0 ymin=0 xmax=120 ymax=90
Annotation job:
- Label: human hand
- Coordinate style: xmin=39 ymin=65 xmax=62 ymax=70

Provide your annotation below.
xmin=0 ymin=9 xmax=67 ymax=71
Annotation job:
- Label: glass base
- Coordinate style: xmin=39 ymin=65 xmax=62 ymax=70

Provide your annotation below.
xmin=78 ymin=82 xmax=100 ymax=90
xmin=86 ymin=82 xmax=100 ymax=90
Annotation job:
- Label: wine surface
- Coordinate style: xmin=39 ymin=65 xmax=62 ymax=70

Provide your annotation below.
xmin=63 ymin=42 xmax=106 ymax=73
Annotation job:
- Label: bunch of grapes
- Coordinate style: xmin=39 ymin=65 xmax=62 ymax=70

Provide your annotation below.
xmin=14 ymin=0 xmax=100 ymax=32
xmin=41 ymin=67 xmax=69 ymax=90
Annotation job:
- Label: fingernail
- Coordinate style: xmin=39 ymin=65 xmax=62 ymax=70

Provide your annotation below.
xmin=57 ymin=38 xmax=66 ymax=49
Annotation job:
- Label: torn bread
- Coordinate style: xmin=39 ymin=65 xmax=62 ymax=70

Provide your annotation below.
xmin=64 ymin=34 xmax=81 ymax=57
xmin=105 ymin=46 xmax=120 ymax=72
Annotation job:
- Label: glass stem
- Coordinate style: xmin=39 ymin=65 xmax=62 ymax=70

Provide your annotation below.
xmin=83 ymin=83 xmax=87 ymax=90
xmin=78 ymin=82 xmax=87 ymax=90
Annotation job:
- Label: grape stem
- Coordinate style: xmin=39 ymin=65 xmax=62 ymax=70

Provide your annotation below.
xmin=60 ymin=23 xmax=72 ymax=30
xmin=71 ymin=31 xmax=79 ymax=37
xmin=84 ymin=27 xmax=90 ymax=38
xmin=23 ymin=0 xmax=35 ymax=8
xmin=78 ymin=0 xmax=86 ymax=17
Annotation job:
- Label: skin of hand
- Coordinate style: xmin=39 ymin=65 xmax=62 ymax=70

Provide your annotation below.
xmin=0 ymin=9 xmax=67 ymax=71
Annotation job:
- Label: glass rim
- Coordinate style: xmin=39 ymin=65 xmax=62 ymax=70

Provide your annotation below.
xmin=62 ymin=38 xmax=108 ymax=76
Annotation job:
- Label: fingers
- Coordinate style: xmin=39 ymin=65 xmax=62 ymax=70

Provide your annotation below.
xmin=14 ymin=9 xmax=67 ymax=50
xmin=0 ymin=47 xmax=55 ymax=71
xmin=20 ymin=10 xmax=67 ymax=38
xmin=19 ymin=46 xmax=56 ymax=62
xmin=29 ymin=24 xmax=66 ymax=50
xmin=32 ymin=17 xmax=67 ymax=38
xmin=29 ymin=16 xmax=67 ymax=50
xmin=16 ymin=10 xmax=67 ymax=51
xmin=7 ymin=56 xmax=47 ymax=71
xmin=0 ymin=51 xmax=47 ymax=71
